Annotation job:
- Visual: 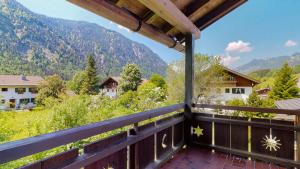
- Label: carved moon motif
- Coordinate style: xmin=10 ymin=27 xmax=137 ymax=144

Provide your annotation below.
xmin=162 ymin=134 xmax=167 ymax=149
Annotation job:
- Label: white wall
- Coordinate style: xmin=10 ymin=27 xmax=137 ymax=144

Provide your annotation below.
xmin=213 ymin=87 xmax=253 ymax=104
xmin=100 ymin=88 xmax=117 ymax=98
xmin=0 ymin=86 xmax=37 ymax=110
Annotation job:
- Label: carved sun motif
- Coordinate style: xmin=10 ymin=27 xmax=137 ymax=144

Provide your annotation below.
xmin=162 ymin=134 xmax=167 ymax=149
xmin=192 ymin=125 xmax=204 ymax=137
xmin=261 ymin=135 xmax=282 ymax=152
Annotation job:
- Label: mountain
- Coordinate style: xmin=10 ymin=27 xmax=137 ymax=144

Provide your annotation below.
xmin=0 ymin=0 xmax=167 ymax=79
xmin=236 ymin=53 xmax=300 ymax=73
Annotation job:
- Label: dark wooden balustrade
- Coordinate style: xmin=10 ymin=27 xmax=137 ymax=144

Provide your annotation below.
xmin=0 ymin=104 xmax=185 ymax=169
xmin=1 ymin=103 xmax=300 ymax=168
xmin=192 ymin=103 xmax=300 ymax=168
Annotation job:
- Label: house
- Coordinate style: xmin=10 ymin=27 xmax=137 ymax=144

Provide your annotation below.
xmin=0 ymin=75 xmax=43 ymax=110
xmin=256 ymin=87 xmax=271 ymax=99
xmin=213 ymin=67 xmax=260 ymax=103
xmin=99 ymin=76 xmax=120 ymax=98
xmin=99 ymin=76 xmax=148 ymax=97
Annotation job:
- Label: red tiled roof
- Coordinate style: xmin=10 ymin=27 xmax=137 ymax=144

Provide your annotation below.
xmin=0 ymin=75 xmax=44 ymax=86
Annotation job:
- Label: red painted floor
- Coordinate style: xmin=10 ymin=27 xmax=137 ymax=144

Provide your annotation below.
xmin=161 ymin=147 xmax=286 ymax=169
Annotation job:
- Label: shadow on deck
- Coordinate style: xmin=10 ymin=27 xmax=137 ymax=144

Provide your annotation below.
xmin=161 ymin=147 xmax=286 ymax=169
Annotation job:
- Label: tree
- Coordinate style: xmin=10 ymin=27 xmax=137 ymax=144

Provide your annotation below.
xmin=150 ymin=74 xmax=167 ymax=89
xmin=80 ymin=55 xmax=99 ymax=95
xmin=247 ymin=91 xmax=263 ymax=107
xmin=36 ymin=75 xmax=65 ymax=105
xmin=67 ymin=71 xmax=87 ymax=94
xmin=137 ymin=82 xmax=166 ymax=110
xmin=119 ymin=64 xmax=142 ymax=93
xmin=166 ymin=54 xmax=224 ymax=103
xmin=269 ymin=63 xmax=299 ymax=100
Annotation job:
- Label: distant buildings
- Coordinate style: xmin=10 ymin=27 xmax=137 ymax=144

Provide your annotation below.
xmin=99 ymin=76 xmax=148 ymax=98
xmin=0 ymin=75 xmax=43 ymax=110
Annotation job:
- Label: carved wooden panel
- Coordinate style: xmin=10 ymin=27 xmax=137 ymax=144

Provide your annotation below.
xmin=20 ymin=148 xmax=79 ymax=169
xmin=84 ymin=132 xmax=127 ymax=169
xmin=231 ymin=116 xmax=248 ymax=151
xmin=157 ymin=127 xmax=172 ymax=159
xmin=215 ymin=115 xmax=230 ymax=148
xmin=174 ymin=122 xmax=184 ymax=146
xmin=192 ymin=113 xmax=212 ymax=145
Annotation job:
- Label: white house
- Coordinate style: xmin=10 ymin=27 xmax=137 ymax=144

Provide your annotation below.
xmin=0 ymin=75 xmax=44 ymax=110
xmin=99 ymin=76 xmax=148 ymax=98
xmin=212 ymin=67 xmax=260 ymax=104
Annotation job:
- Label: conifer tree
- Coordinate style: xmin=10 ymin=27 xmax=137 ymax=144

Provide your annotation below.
xmin=80 ymin=55 xmax=99 ymax=95
xmin=269 ymin=63 xmax=299 ymax=100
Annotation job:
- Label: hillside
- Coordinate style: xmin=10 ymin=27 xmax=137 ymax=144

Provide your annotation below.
xmin=0 ymin=0 xmax=167 ymax=79
xmin=236 ymin=53 xmax=300 ymax=73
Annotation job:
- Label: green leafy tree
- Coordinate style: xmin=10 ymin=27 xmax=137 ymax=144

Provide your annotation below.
xmin=150 ymin=74 xmax=167 ymax=89
xmin=269 ymin=63 xmax=299 ymax=100
xmin=166 ymin=54 xmax=224 ymax=103
xmin=137 ymin=82 xmax=166 ymax=110
xmin=80 ymin=55 xmax=99 ymax=95
xmin=37 ymin=75 xmax=65 ymax=105
xmin=119 ymin=64 xmax=142 ymax=93
xmin=67 ymin=71 xmax=87 ymax=94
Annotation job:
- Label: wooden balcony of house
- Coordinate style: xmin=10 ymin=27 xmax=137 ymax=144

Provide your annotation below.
xmin=1 ymin=104 xmax=300 ymax=169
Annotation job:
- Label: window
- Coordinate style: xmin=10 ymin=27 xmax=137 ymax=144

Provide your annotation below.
xmin=30 ymin=98 xmax=36 ymax=104
xmin=29 ymin=87 xmax=38 ymax=94
xmin=20 ymin=98 xmax=30 ymax=104
xmin=1 ymin=99 xmax=5 ymax=104
xmin=225 ymin=88 xmax=230 ymax=93
xmin=232 ymin=88 xmax=245 ymax=94
xmin=1 ymin=88 xmax=8 ymax=92
xmin=15 ymin=88 xmax=26 ymax=94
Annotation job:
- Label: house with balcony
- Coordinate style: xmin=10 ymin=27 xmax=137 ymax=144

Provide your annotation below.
xmin=213 ymin=66 xmax=260 ymax=103
xmin=0 ymin=75 xmax=43 ymax=110
xmin=1 ymin=0 xmax=300 ymax=169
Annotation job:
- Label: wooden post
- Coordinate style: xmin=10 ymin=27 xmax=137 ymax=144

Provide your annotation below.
xmin=296 ymin=115 xmax=300 ymax=163
xmin=184 ymin=33 xmax=195 ymax=146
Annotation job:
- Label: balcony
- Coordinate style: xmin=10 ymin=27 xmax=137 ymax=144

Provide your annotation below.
xmin=0 ymin=103 xmax=299 ymax=168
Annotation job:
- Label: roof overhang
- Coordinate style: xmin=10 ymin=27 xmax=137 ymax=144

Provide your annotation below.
xmin=68 ymin=0 xmax=247 ymax=53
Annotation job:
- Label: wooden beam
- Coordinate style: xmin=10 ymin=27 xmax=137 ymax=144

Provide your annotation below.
xmin=67 ymin=0 xmax=185 ymax=52
xmin=137 ymin=0 xmax=200 ymax=39
xmin=195 ymin=0 xmax=247 ymax=30
xmin=166 ymin=0 xmax=225 ymax=37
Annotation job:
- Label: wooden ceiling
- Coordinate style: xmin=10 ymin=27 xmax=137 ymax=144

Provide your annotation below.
xmin=68 ymin=0 xmax=247 ymax=53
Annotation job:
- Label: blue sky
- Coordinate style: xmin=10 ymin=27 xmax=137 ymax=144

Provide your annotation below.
xmin=16 ymin=0 xmax=300 ymax=67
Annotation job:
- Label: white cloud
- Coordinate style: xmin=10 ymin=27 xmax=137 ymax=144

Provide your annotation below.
xmin=285 ymin=40 xmax=297 ymax=47
xmin=225 ymin=40 xmax=252 ymax=53
xmin=220 ymin=55 xmax=240 ymax=67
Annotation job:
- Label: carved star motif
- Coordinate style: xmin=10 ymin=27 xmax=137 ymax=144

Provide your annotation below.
xmin=261 ymin=135 xmax=281 ymax=152
xmin=193 ymin=125 xmax=204 ymax=137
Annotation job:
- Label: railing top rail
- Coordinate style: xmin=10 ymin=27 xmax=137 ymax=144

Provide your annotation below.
xmin=194 ymin=103 xmax=300 ymax=115
xmin=0 ymin=103 xmax=184 ymax=164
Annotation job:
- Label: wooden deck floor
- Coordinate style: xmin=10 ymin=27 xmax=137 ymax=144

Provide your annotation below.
xmin=161 ymin=147 xmax=286 ymax=169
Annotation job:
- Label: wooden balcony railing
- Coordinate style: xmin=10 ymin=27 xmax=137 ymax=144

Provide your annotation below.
xmin=0 ymin=104 xmax=185 ymax=169
xmin=192 ymin=104 xmax=300 ymax=168
xmin=1 ymin=103 xmax=300 ymax=168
